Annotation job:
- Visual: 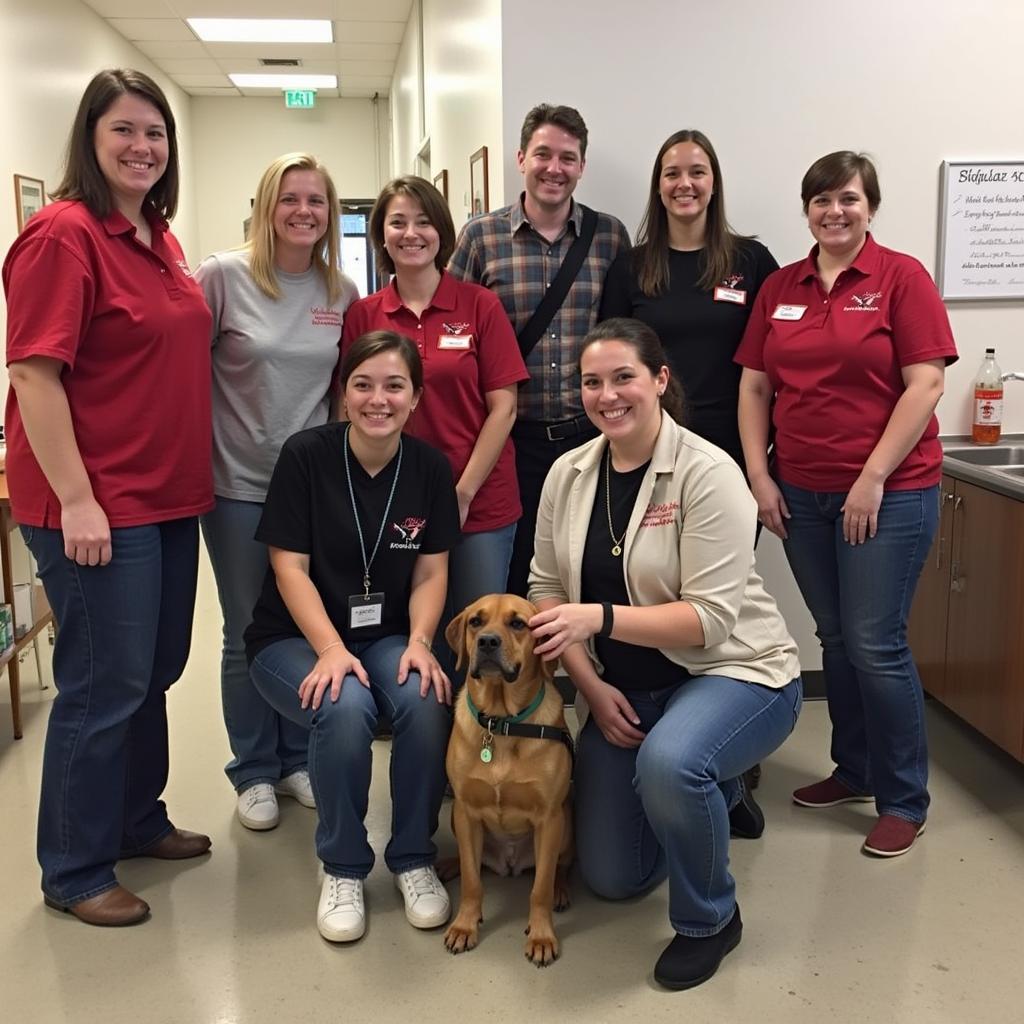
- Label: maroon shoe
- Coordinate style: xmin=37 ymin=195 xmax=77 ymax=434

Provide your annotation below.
xmin=122 ymin=828 xmax=212 ymax=860
xmin=862 ymin=815 xmax=926 ymax=858
xmin=44 ymin=885 xmax=149 ymax=926
xmin=792 ymin=776 xmax=873 ymax=808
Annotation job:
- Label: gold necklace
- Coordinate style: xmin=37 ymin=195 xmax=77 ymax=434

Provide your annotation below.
xmin=604 ymin=446 xmax=628 ymax=557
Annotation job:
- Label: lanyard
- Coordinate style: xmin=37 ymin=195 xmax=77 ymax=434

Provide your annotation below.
xmin=343 ymin=424 xmax=403 ymax=597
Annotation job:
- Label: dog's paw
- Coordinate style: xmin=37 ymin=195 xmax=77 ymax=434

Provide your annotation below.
xmin=523 ymin=925 xmax=560 ymax=967
xmin=444 ymin=918 xmax=480 ymax=955
xmin=553 ymin=885 xmax=571 ymax=913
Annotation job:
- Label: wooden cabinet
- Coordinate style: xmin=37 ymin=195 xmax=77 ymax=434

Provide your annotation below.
xmin=1 ymin=475 xmax=54 ymax=740
xmin=908 ymin=474 xmax=1024 ymax=761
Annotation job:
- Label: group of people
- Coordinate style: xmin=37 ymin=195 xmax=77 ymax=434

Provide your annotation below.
xmin=2 ymin=66 xmax=956 ymax=991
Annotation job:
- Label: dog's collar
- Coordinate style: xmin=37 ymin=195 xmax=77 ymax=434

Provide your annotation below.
xmin=465 ymin=684 xmax=574 ymax=758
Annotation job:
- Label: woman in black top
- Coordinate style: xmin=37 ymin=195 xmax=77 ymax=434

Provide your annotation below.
xmin=599 ymin=129 xmax=777 ymax=471
xmin=246 ymin=330 xmax=460 ymax=945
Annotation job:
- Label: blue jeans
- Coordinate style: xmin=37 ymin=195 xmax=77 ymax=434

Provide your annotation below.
xmin=249 ymin=634 xmax=450 ymax=878
xmin=437 ymin=523 xmax=516 ymax=679
xmin=779 ymin=481 xmax=938 ymax=823
xmin=575 ymin=674 xmax=802 ymax=936
xmin=23 ymin=518 xmax=200 ymax=905
xmin=201 ymin=497 xmax=307 ymax=791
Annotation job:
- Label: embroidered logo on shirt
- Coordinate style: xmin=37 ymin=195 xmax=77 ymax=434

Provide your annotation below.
xmin=175 ymin=259 xmax=193 ymax=278
xmin=640 ymin=501 xmax=680 ymax=528
xmin=442 ymin=321 xmax=471 ymax=334
xmin=844 ymin=291 xmax=883 ymax=312
xmin=722 ymin=273 xmax=745 ymax=289
xmin=390 ymin=516 xmax=427 ymax=550
xmin=311 ymin=306 xmax=342 ymax=327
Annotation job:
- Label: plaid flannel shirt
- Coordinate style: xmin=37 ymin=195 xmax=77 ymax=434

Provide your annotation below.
xmin=448 ymin=195 xmax=630 ymax=422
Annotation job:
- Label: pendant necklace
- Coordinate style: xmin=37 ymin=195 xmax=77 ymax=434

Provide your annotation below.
xmin=604 ymin=445 xmax=628 ymax=557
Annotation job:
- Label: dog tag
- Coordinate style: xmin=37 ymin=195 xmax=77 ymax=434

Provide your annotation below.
xmin=480 ymin=746 xmax=493 ymax=764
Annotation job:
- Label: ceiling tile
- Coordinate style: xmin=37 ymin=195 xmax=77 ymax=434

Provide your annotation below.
xmin=184 ymin=87 xmax=243 ymax=96
xmin=154 ymin=58 xmax=224 ymax=74
xmin=172 ymin=73 xmax=235 ymax=86
xmin=333 ymin=0 xmax=411 ymax=22
xmin=108 ymin=18 xmax=199 ymax=40
xmin=336 ymin=42 xmax=398 ymax=61
xmin=217 ymin=58 xmax=340 ymax=74
xmin=334 ymin=20 xmax=406 ymax=43
xmin=82 ymin=0 xmax=175 ymax=15
xmin=202 ymin=41 xmax=337 ymax=59
xmin=337 ymin=60 xmax=393 ymax=76
xmin=171 ymin=0 xmax=334 ymax=16
xmin=133 ymin=39 xmax=210 ymax=58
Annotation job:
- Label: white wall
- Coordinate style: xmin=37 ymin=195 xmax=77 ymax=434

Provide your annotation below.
xmin=0 ymin=0 xmax=197 ymax=401
xmin=190 ymin=96 xmax=385 ymax=261
xmin=391 ymin=0 xmax=504 ymax=221
xmin=498 ymin=0 xmax=1024 ymax=669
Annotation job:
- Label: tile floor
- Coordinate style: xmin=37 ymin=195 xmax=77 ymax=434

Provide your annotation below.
xmin=1 ymin=553 xmax=1023 ymax=1024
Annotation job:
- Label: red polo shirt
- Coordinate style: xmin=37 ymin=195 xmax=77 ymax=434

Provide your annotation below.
xmin=342 ymin=272 xmax=527 ymax=533
xmin=3 ymin=200 xmax=214 ymax=528
xmin=735 ymin=234 xmax=958 ymax=491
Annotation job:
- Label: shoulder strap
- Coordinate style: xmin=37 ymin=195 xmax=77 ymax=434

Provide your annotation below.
xmin=517 ymin=205 xmax=599 ymax=361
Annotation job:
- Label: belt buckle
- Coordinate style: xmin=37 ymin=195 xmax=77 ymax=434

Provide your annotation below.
xmin=545 ymin=422 xmax=562 ymax=442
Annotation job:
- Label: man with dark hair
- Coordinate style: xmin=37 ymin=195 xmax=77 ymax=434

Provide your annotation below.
xmin=449 ymin=103 xmax=630 ymax=597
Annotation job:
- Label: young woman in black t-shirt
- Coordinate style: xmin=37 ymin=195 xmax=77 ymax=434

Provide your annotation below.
xmin=245 ymin=330 xmax=461 ymax=944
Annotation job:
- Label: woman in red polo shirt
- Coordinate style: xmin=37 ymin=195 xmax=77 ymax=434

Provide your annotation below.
xmin=736 ymin=151 xmax=958 ymax=858
xmin=342 ymin=177 xmax=528 ymax=663
xmin=3 ymin=69 xmax=213 ymax=926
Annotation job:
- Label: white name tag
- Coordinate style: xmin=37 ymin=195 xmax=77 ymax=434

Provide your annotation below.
xmin=771 ymin=304 xmax=808 ymax=321
xmin=714 ymin=286 xmax=746 ymax=305
xmin=348 ymin=593 xmax=384 ymax=629
xmin=438 ymin=334 xmax=472 ymax=349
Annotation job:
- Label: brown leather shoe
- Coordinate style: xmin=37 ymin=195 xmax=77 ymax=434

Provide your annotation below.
xmin=123 ymin=828 xmax=212 ymax=860
xmin=44 ymin=885 xmax=150 ymax=926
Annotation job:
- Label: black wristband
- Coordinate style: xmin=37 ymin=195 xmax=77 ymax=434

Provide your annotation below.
xmin=599 ymin=601 xmax=614 ymax=638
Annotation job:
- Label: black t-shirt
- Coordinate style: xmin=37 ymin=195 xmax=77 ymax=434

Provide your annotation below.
xmin=244 ymin=424 xmax=460 ymax=662
xmin=580 ymin=452 xmax=686 ymax=692
xmin=598 ymin=237 xmax=778 ymax=469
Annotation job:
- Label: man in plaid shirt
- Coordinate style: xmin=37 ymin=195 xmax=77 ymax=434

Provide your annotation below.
xmin=449 ymin=103 xmax=630 ymax=597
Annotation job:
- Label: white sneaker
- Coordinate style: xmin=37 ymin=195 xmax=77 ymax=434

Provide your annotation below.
xmin=237 ymin=783 xmax=279 ymax=830
xmin=275 ymin=769 xmax=316 ymax=808
xmin=318 ymin=875 xmax=365 ymax=942
xmin=394 ymin=866 xmax=450 ymax=928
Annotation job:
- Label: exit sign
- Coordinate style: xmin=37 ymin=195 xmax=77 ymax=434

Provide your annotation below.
xmin=285 ymin=89 xmax=316 ymax=109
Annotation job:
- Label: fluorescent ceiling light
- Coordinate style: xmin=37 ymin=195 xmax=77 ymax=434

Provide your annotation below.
xmin=188 ymin=19 xmax=333 ymax=43
xmin=229 ymin=74 xmax=337 ymax=89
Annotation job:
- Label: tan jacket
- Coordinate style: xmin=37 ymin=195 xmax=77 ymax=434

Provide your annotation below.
xmin=528 ymin=413 xmax=800 ymax=689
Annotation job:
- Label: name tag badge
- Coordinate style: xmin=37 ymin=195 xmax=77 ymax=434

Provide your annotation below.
xmin=348 ymin=593 xmax=385 ymax=629
xmin=438 ymin=334 xmax=472 ymax=350
xmin=713 ymin=286 xmax=747 ymax=305
xmin=771 ymin=304 xmax=808 ymax=321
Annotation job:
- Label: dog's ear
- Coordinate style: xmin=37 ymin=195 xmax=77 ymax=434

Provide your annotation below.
xmin=445 ymin=609 xmax=468 ymax=671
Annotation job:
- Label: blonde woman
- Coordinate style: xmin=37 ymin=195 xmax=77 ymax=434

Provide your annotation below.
xmin=195 ymin=153 xmax=359 ymax=830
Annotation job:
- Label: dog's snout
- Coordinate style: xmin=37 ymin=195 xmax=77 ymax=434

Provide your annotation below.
xmin=476 ymin=632 xmax=502 ymax=652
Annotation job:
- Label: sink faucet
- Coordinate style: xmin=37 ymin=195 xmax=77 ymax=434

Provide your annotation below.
xmin=1002 ymin=371 xmax=1024 ymax=383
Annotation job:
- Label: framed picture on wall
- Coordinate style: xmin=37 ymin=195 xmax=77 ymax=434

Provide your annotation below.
xmin=14 ymin=175 xmax=46 ymax=231
xmin=433 ymin=169 xmax=449 ymax=202
xmin=470 ymin=146 xmax=489 ymax=217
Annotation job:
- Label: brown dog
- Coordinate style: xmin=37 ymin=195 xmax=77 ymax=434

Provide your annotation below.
xmin=443 ymin=594 xmax=573 ymax=966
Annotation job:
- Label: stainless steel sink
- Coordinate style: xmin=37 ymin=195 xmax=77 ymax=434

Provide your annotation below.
xmin=943 ymin=446 xmax=1024 ymax=467
xmin=996 ymin=466 xmax=1024 ymax=478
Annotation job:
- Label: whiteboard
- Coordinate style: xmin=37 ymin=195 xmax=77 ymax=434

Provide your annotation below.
xmin=938 ymin=160 xmax=1024 ymax=301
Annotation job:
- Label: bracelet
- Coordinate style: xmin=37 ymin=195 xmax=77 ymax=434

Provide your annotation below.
xmin=599 ymin=601 xmax=615 ymax=638
xmin=412 ymin=635 xmax=435 ymax=653
xmin=317 ymin=640 xmax=344 ymax=657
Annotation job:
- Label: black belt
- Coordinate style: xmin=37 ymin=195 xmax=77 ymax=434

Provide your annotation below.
xmin=513 ymin=413 xmax=596 ymax=442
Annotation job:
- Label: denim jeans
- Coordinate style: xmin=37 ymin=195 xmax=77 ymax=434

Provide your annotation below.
xmin=201 ymin=497 xmax=308 ymax=791
xmin=779 ymin=481 xmax=938 ymax=823
xmin=575 ymin=674 xmax=802 ymax=936
xmin=249 ymin=633 xmax=450 ymax=878
xmin=436 ymin=522 xmax=516 ymax=680
xmin=23 ymin=518 xmax=199 ymax=905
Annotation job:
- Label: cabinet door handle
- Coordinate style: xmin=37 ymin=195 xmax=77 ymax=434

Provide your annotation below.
xmin=936 ymin=491 xmax=955 ymax=569
xmin=950 ymin=495 xmax=965 ymax=592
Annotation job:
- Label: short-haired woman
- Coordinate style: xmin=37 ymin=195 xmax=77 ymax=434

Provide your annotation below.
xmin=736 ymin=151 xmax=957 ymax=858
xmin=195 ymin=153 xmax=359 ymax=831
xmin=343 ymin=176 xmax=527 ymax=664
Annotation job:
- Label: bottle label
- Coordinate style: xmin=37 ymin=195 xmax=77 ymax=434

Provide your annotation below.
xmin=974 ymin=390 xmax=1003 ymax=425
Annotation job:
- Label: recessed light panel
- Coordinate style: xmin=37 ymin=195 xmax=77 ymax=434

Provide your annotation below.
xmin=188 ymin=19 xmax=333 ymax=44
